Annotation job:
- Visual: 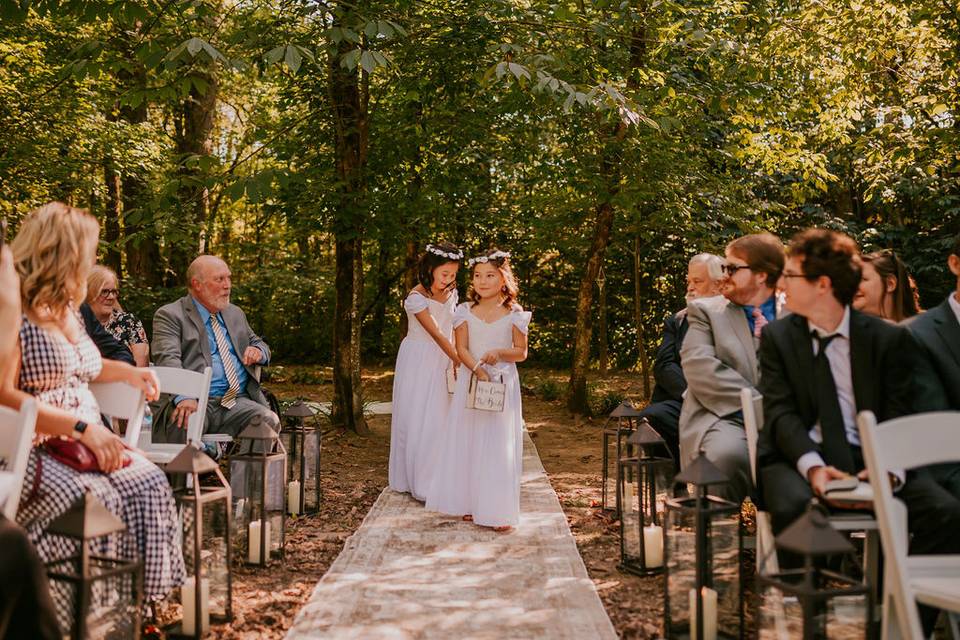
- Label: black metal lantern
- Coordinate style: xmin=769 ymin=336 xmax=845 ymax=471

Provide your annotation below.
xmin=601 ymin=401 xmax=644 ymax=514
xmin=664 ymin=451 xmax=743 ymax=640
xmin=619 ymin=422 xmax=674 ymax=576
xmin=230 ymin=417 xmax=286 ymax=566
xmin=756 ymin=503 xmax=872 ymax=640
xmin=280 ymin=400 xmax=322 ymax=516
xmin=44 ymin=491 xmax=143 ymax=640
xmin=166 ymin=444 xmax=233 ymax=637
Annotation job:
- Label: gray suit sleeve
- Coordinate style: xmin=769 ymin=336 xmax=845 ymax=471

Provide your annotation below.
xmin=240 ymin=308 xmax=270 ymax=365
xmin=680 ymin=301 xmax=754 ymax=418
xmin=151 ymin=304 xmax=184 ymax=368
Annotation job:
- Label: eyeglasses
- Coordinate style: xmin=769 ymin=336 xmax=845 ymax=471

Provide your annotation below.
xmin=721 ymin=263 xmax=751 ymax=276
xmin=97 ymin=289 xmax=120 ymax=299
xmin=780 ymin=272 xmax=809 ymax=279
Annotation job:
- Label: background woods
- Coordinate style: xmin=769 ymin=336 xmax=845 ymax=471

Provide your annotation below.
xmin=2 ymin=0 xmax=959 ymax=426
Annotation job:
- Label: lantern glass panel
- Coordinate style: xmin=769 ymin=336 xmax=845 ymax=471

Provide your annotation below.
xmin=231 ymin=453 xmax=286 ymax=563
xmin=757 ymin=575 xmax=868 ymax=640
xmin=602 ymin=427 xmax=618 ymax=511
xmin=180 ymin=490 xmax=231 ymax=621
xmin=665 ymin=500 xmax=741 ymax=639
xmin=47 ymin=556 xmax=141 ymax=639
xmin=620 ymin=456 xmax=671 ymax=574
xmin=282 ymin=425 xmax=321 ymax=514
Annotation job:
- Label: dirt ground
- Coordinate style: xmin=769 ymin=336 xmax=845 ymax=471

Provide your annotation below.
xmin=205 ymin=365 xmax=664 ymax=639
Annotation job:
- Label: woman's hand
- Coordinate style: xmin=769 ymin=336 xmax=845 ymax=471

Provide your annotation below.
xmin=128 ymin=367 xmax=160 ymax=402
xmin=449 ymin=354 xmax=462 ymax=372
xmin=479 ymin=349 xmax=501 ymax=365
xmin=81 ymin=423 xmax=128 ymax=473
xmin=475 ymin=367 xmax=491 ymax=382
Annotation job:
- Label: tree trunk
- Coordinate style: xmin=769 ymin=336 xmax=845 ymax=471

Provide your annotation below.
xmin=169 ymin=71 xmax=218 ymax=283
xmin=634 ymin=235 xmax=651 ymax=400
xmin=598 ymin=272 xmax=608 ymax=375
xmin=328 ymin=3 xmax=369 ymax=434
xmin=368 ymin=240 xmax=391 ymax=358
xmin=102 ymin=161 xmax=123 ymax=274
xmin=567 ymin=17 xmax=646 ymax=414
xmin=568 ymin=202 xmax=616 ymax=413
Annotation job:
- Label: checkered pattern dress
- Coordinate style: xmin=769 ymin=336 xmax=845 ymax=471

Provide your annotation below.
xmin=16 ymin=313 xmax=184 ymax=626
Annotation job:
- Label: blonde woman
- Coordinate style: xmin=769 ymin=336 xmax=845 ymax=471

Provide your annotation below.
xmin=86 ymin=265 xmax=149 ymax=366
xmin=0 ymin=202 xmax=184 ymax=625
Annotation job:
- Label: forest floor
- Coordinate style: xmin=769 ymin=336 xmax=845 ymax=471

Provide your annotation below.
xmin=208 ymin=364 xmax=664 ymax=640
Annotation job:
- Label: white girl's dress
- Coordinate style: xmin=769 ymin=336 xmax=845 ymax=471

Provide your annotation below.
xmin=425 ymin=302 xmax=532 ymax=527
xmin=389 ymin=289 xmax=458 ymax=500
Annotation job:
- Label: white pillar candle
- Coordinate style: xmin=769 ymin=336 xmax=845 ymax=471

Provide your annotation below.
xmin=288 ymin=480 xmax=301 ymax=515
xmin=248 ymin=520 xmax=272 ymax=563
xmin=642 ymin=524 xmax=663 ymax=568
xmin=181 ymin=576 xmax=210 ymax=635
xmin=689 ymin=586 xmax=718 ymax=640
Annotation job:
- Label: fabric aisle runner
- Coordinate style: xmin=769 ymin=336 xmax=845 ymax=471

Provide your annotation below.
xmin=285 ymin=432 xmax=618 ymax=640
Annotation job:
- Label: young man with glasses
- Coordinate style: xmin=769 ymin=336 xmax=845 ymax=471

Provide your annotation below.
xmin=679 ymin=233 xmax=784 ymax=503
xmin=756 ymin=230 xmax=960 ymax=615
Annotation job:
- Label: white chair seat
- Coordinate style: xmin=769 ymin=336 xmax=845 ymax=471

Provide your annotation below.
xmin=828 ymin=512 xmax=879 ymax=531
xmin=913 ymin=577 xmax=960 ymax=611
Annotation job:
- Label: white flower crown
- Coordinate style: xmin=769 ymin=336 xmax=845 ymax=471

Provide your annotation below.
xmin=426 ymin=244 xmax=464 ymax=260
xmin=467 ymin=250 xmax=511 ymax=267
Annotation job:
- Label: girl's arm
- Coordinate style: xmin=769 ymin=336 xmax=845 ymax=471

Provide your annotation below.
xmin=455 ymin=323 xmax=489 ymax=381
xmin=413 ymin=308 xmax=460 ymax=365
xmin=496 ymin=327 xmax=529 ymax=363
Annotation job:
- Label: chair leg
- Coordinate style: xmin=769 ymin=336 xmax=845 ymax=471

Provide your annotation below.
xmin=864 ymin=529 xmax=881 ymax=614
xmin=947 ymin=612 xmax=960 ymax=640
xmin=882 ymin=588 xmax=905 ymax=640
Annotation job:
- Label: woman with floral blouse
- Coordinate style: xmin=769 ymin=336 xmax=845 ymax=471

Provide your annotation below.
xmin=86 ymin=265 xmax=149 ymax=366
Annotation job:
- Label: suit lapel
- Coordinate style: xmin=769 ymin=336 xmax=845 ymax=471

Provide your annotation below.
xmin=182 ymin=297 xmax=212 ymax=364
xmin=933 ymin=298 xmax=960 ymax=370
xmin=788 ymin=315 xmax=816 ymax=409
xmin=725 ymin=302 xmax=758 ymax=377
xmin=848 ymin=310 xmax=874 ymax=412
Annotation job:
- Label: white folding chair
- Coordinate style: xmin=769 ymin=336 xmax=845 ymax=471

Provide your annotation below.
xmin=742 ymin=387 xmax=781 ymax=576
xmin=0 ymin=398 xmax=38 ymax=519
xmin=89 ymin=380 xmax=145 ymax=443
xmin=858 ymin=410 xmax=960 ymax=640
xmin=137 ymin=366 xmax=213 ymax=465
xmin=744 ymin=389 xmax=881 ymax=594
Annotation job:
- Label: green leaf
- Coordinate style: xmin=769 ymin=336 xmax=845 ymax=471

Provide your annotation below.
xmin=360 ymin=50 xmax=376 ymax=73
xmin=285 ymin=45 xmax=303 ymax=74
xmin=186 ymin=37 xmax=203 ymax=57
xmin=265 ymin=45 xmax=286 ymax=65
xmin=341 ymin=48 xmax=361 ymax=71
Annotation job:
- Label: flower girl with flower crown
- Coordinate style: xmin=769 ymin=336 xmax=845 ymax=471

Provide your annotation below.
xmin=389 ymin=242 xmax=463 ymax=500
xmin=426 ymin=249 xmax=531 ymax=531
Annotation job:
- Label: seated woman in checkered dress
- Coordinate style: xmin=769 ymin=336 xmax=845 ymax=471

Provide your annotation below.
xmin=0 ymin=202 xmax=184 ymax=627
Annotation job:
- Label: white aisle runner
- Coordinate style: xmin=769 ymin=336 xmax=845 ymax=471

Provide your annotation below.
xmin=285 ymin=433 xmax=617 ymax=639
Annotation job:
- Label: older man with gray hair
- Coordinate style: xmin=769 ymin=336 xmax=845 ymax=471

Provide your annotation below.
xmin=640 ymin=253 xmax=724 ymax=464
xmin=152 ymin=255 xmax=277 ymax=445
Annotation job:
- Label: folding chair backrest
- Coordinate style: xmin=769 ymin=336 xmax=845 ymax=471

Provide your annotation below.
xmin=858 ymin=410 xmax=960 ymax=640
xmin=0 ymin=399 xmax=38 ymax=519
xmin=741 ymin=387 xmax=763 ymax=486
xmin=90 ymin=381 xmax=145 ymax=443
xmin=150 ymin=366 xmax=212 ymax=445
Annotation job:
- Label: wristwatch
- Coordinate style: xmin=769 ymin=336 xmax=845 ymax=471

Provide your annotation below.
xmin=71 ymin=420 xmax=88 ymax=440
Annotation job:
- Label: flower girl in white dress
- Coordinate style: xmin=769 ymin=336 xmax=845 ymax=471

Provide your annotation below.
xmin=389 ymin=242 xmax=463 ymax=500
xmin=426 ymin=249 xmax=531 ymax=531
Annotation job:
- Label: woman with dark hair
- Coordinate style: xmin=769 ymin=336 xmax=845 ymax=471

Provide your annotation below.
xmin=388 ymin=242 xmax=463 ymax=500
xmin=853 ymin=249 xmax=921 ymax=322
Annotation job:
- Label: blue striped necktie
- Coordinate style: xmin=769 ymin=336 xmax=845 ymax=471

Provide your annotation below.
xmin=210 ymin=315 xmax=241 ymax=409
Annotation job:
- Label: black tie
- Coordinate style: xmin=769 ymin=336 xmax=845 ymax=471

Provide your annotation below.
xmin=813 ymin=332 xmax=855 ymax=473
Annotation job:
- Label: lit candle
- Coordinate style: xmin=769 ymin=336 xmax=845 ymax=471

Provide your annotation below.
xmin=288 ymin=480 xmax=301 ymax=515
xmin=689 ymin=586 xmax=718 ymax=640
xmin=181 ymin=576 xmax=210 ymax=635
xmin=643 ymin=524 xmax=663 ymax=568
xmin=248 ymin=520 xmax=272 ymax=564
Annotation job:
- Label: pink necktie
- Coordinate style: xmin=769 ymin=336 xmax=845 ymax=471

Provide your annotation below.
xmin=752 ymin=307 xmax=768 ymax=338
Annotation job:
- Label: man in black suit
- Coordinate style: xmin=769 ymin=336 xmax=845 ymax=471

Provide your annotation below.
xmin=905 ymin=232 xmax=960 ymax=495
xmin=641 ymin=253 xmax=723 ymax=464
xmin=79 ymin=302 xmax=135 ymax=365
xmin=757 ymin=230 xmax=960 ymax=573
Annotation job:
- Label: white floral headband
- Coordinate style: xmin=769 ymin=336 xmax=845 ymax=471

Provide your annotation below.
xmin=467 ymin=250 xmax=511 ymax=268
xmin=426 ymin=244 xmax=464 ymax=260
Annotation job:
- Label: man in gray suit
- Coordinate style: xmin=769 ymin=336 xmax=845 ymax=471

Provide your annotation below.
xmin=152 ymin=255 xmax=276 ymax=441
xmin=679 ymin=233 xmax=785 ymax=503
